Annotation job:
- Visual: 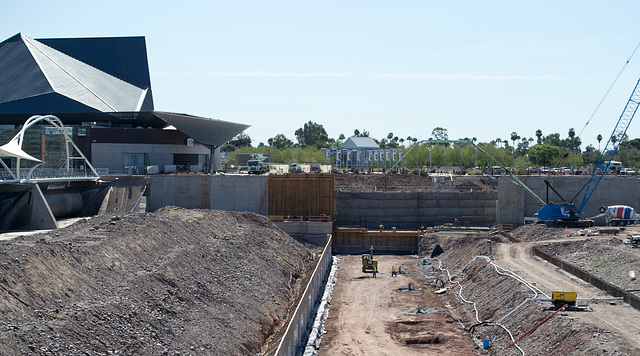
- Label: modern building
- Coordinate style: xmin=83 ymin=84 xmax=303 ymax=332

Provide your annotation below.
xmin=0 ymin=33 xmax=249 ymax=173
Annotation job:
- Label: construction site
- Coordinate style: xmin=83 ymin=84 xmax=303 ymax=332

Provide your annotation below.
xmin=0 ymin=171 xmax=639 ymax=355
xmin=3 ymin=25 xmax=640 ymax=356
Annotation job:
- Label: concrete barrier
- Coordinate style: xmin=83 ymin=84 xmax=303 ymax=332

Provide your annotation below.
xmin=147 ymin=174 xmax=268 ymax=213
xmin=275 ymin=235 xmax=333 ymax=356
xmin=335 ymin=191 xmax=497 ymax=229
xmin=533 ymin=247 xmax=640 ymax=311
xmin=498 ymin=176 xmax=640 ymax=226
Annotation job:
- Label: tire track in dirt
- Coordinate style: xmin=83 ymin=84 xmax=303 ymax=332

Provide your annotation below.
xmin=495 ymin=239 xmax=640 ymax=349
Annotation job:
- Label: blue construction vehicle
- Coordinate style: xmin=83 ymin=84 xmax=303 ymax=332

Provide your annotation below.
xmin=536 ymin=75 xmax=640 ymax=227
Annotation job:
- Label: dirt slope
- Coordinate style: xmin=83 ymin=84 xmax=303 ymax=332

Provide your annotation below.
xmin=0 ymin=207 xmax=313 ymax=355
xmin=433 ymin=234 xmax=638 ymax=355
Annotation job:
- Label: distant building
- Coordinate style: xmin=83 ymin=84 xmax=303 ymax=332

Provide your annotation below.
xmin=0 ymin=33 xmax=249 ymax=173
xmin=340 ymin=137 xmax=380 ymax=169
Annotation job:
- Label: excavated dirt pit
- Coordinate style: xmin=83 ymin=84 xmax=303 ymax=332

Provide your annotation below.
xmin=320 ymin=225 xmax=640 ymax=355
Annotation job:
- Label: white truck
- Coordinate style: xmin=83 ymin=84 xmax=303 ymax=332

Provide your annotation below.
xmin=601 ymin=205 xmax=640 ymax=226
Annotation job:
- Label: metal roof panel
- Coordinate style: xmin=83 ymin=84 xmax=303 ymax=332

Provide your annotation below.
xmin=0 ymin=34 xmax=53 ymax=104
xmin=152 ymin=111 xmax=250 ymax=147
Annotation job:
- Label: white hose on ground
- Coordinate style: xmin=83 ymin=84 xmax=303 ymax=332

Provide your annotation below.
xmin=303 ymin=256 xmax=339 ymax=356
xmin=435 ymin=255 xmax=542 ymax=355
xmin=499 ymin=324 xmax=525 ymax=356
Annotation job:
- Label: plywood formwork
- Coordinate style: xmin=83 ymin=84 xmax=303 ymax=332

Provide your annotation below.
xmin=333 ymin=227 xmax=419 ymax=254
xmin=268 ymin=174 xmax=334 ymax=219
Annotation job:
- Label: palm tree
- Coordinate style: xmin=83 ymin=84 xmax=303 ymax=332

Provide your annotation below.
xmin=568 ymin=128 xmax=577 ymax=169
xmin=597 ymin=134 xmax=602 ymax=151
xmin=536 ymin=129 xmax=543 ymax=145
xmin=510 ymin=132 xmax=520 ymax=154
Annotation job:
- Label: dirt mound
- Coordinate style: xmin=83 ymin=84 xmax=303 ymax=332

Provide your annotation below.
xmin=510 ymin=223 xmax=575 ymax=241
xmin=334 ymin=173 xmax=497 ymax=192
xmin=0 ymin=207 xmax=313 ymax=355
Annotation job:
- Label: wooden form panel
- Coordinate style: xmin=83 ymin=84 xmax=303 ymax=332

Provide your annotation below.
xmin=333 ymin=227 xmax=419 ymax=254
xmin=268 ymin=174 xmax=334 ymax=218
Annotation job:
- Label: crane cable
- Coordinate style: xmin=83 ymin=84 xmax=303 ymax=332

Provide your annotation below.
xmin=577 ymin=40 xmax=640 ymax=140
xmin=547 ymin=40 xmax=640 ymax=183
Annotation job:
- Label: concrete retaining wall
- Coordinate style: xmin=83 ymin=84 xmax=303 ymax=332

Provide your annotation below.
xmin=497 ymin=176 xmax=640 ymax=226
xmin=146 ymin=175 xmax=640 ymax=228
xmin=335 ymin=191 xmax=498 ymax=229
xmin=275 ymin=235 xmax=333 ymax=356
xmin=147 ymin=174 xmax=268 ymax=213
xmin=273 ymin=221 xmax=332 ymax=246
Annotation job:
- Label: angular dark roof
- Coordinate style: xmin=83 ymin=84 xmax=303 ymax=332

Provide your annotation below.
xmin=0 ymin=34 xmax=153 ymax=113
xmin=0 ymin=33 xmax=250 ymax=147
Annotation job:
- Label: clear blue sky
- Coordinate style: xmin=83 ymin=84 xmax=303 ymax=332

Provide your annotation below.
xmin=4 ymin=1 xmax=640 ymax=149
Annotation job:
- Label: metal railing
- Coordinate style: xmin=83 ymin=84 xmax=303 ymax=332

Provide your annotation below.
xmin=0 ymin=167 xmax=100 ymax=183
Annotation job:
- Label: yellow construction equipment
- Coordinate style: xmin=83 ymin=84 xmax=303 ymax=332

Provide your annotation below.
xmin=550 ymin=291 xmax=592 ymax=311
xmin=362 ymin=245 xmax=378 ymax=273
xmin=551 ymin=291 xmax=577 ymax=309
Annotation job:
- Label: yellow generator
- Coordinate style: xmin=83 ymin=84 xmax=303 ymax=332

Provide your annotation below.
xmin=362 ymin=254 xmax=378 ymax=273
xmin=551 ymin=291 xmax=577 ymax=309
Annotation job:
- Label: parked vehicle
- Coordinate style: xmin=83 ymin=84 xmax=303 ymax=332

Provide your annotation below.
xmin=620 ymin=168 xmax=636 ymax=175
xmin=601 ymin=205 xmax=639 ymax=226
xmin=247 ymin=159 xmax=269 ymax=174
xmin=608 ymin=161 xmax=622 ymax=173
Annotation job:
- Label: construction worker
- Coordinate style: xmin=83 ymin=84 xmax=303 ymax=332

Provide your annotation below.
xmin=391 ymin=265 xmax=397 ymax=277
xmin=373 ymin=265 xmax=378 ymax=278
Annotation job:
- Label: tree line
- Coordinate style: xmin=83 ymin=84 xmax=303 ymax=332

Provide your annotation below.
xmin=222 ymin=121 xmax=640 ymax=169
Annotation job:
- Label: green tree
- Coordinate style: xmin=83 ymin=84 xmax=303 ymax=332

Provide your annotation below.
xmin=582 ymin=144 xmax=598 ymax=165
xmin=294 ymin=121 xmax=330 ymax=148
xmin=431 ymin=127 xmax=448 ymax=141
xmin=528 ymin=144 xmax=560 ymax=167
xmin=597 ymin=134 xmax=603 ymax=151
xmin=267 ymin=134 xmax=293 ymax=149
xmin=228 ymin=133 xmax=252 ymax=148
xmin=535 ymin=129 xmax=543 ymax=145
xmin=542 ymin=133 xmax=561 ymax=146
xmin=510 ymin=132 xmax=520 ymax=154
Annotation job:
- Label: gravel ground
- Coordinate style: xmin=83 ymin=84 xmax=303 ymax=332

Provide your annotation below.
xmin=423 ymin=231 xmax=637 ymax=355
xmin=538 ymin=238 xmax=640 ymax=291
xmin=0 ymin=207 xmax=314 ymax=355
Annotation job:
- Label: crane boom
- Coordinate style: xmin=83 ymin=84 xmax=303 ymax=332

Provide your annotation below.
xmin=578 ymin=77 xmax=640 ymax=213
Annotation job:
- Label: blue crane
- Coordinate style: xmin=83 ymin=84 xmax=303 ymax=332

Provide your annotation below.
xmin=537 ymin=76 xmax=640 ymax=227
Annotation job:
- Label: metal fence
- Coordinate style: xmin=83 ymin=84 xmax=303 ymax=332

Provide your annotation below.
xmin=0 ymin=168 xmax=99 ymax=182
xmin=275 ymin=235 xmax=333 ymax=356
xmin=532 ymin=247 xmax=640 ymax=310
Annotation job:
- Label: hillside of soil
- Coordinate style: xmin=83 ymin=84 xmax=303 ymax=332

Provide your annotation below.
xmin=535 ymin=229 xmax=640 ymax=292
xmin=419 ymin=228 xmax=638 ymax=355
xmin=0 ymin=207 xmax=314 ymax=355
xmin=334 ymin=173 xmax=497 ymax=192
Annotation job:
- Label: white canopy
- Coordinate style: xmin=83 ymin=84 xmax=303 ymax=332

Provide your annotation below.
xmin=0 ymin=140 xmax=42 ymax=162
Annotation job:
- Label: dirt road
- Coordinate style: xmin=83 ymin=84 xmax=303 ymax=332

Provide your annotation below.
xmin=495 ymin=238 xmax=640 ymax=349
xmin=320 ymin=255 xmax=476 ymax=355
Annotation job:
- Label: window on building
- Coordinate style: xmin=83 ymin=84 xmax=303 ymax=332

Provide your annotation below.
xmin=123 ymin=153 xmax=147 ymax=170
